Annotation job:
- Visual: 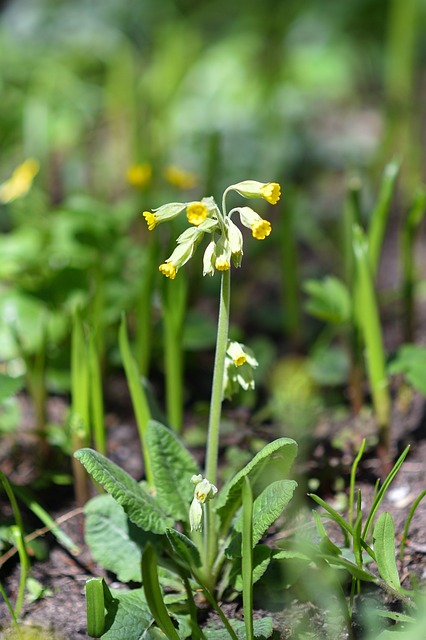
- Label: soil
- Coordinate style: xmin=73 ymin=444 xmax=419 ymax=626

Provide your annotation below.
xmin=1 ymin=376 xmax=426 ymax=640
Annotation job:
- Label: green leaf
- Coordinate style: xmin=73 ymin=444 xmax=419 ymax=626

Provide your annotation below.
xmin=74 ymin=448 xmax=173 ymax=534
xmin=85 ymin=494 xmax=158 ymax=582
xmin=166 ymin=528 xmax=201 ymax=569
xmin=147 ymin=421 xmax=199 ymax=522
xmin=86 ymin=577 xmax=113 ymax=638
xmin=141 ymin=544 xmax=181 ymax=640
xmin=388 ymin=345 xmax=426 ymax=394
xmin=226 ymin=480 xmax=297 ymax=557
xmin=322 ymin=554 xmax=376 ymax=582
xmin=303 ymin=276 xmax=352 ymax=324
xmin=101 ymin=588 xmax=155 ymax=640
xmin=216 ymin=438 xmax=297 ymax=528
xmin=0 ymin=373 xmax=24 ymax=403
xmin=373 ymin=512 xmax=401 ymax=591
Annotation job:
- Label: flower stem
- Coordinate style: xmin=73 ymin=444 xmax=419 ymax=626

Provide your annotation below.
xmin=204 ymin=268 xmax=231 ymax=574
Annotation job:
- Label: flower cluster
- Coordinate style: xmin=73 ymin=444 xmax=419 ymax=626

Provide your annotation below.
xmin=141 ymin=180 xmax=281 ymax=279
xmin=189 ymin=474 xmax=218 ymax=532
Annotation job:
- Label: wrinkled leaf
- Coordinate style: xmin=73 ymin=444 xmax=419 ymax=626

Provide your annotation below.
xmin=74 ymin=448 xmax=173 ymax=534
xmin=231 ymin=544 xmax=271 ymax=592
xmin=204 ymin=617 xmax=273 ymax=639
xmin=216 ymin=438 xmax=297 ymax=528
xmin=147 ymin=421 xmax=199 ymax=522
xmin=226 ymin=480 xmax=297 ymax=556
xmin=85 ymin=494 xmax=157 ymax=582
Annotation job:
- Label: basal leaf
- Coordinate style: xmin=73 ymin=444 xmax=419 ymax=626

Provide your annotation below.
xmin=102 ymin=588 xmax=154 ymax=640
xmin=373 ymin=512 xmax=401 ymax=591
xmin=226 ymin=480 xmax=297 ymax=557
xmin=85 ymin=494 xmax=157 ymax=582
xmin=74 ymin=448 xmax=173 ymax=534
xmin=147 ymin=421 xmax=199 ymax=521
xmin=303 ymin=276 xmax=352 ymax=324
xmin=216 ymin=438 xmax=297 ymax=528
xmin=204 ymin=617 xmax=273 ymax=639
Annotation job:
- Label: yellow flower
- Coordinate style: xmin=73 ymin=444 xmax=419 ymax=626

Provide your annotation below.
xmin=186 ymin=201 xmax=208 ymax=226
xmin=164 ymin=165 xmax=197 ymax=190
xmin=142 ymin=202 xmax=186 ymax=230
xmin=260 ymin=182 xmax=281 ymax=204
xmin=215 ymin=256 xmax=230 ymax=271
xmin=126 ymin=163 xmax=152 ymax=189
xmin=252 ymin=219 xmax=272 ymax=240
xmin=143 ymin=211 xmax=157 ymax=230
xmin=159 ymin=263 xmax=177 ymax=279
xmin=230 ymin=180 xmax=281 ymax=205
xmin=0 ymin=158 xmax=40 ymax=203
xmin=238 ymin=207 xmax=272 ymax=240
xmin=227 ymin=341 xmax=247 ymax=366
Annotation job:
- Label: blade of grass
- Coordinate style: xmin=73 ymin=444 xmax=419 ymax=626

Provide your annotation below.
xmin=349 ymin=439 xmax=366 ymax=529
xmin=368 ymin=160 xmax=400 ymax=277
xmin=241 ymin=477 xmax=254 ymax=640
xmin=141 ymin=544 xmax=180 ymax=640
xmin=119 ymin=314 xmax=153 ymax=485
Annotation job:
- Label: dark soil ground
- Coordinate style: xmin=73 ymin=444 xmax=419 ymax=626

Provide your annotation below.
xmin=1 ymin=376 xmax=426 ymax=640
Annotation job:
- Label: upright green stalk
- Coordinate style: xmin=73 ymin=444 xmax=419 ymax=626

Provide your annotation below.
xmin=352 ymin=225 xmax=391 ymax=457
xmin=204 ymin=269 xmax=230 ymax=574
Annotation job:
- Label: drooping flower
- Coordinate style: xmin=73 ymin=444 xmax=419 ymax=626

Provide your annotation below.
xmin=237 ymin=207 xmax=272 ymax=240
xmin=186 ymin=201 xmax=208 ymax=226
xmin=142 ymin=202 xmax=186 ymax=230
xmin=203 ymin=240 xmax=217 ymax=277
xmin=223 ymin=342 xmax=259 ymax=400
xmin=0 ymin=158 xmax=40 ymax=203
xmin=189 ymin=475 xmax=218 ymax=532
xmin=229 ymin=180 xmax=281 ymax=205
xmin=225 ymin=218 xmax=243 ymax=267
xmin=227 ymin=341 xmax=247 ymax=366
xmin=158 ymin=238 xmax=197 ymax=279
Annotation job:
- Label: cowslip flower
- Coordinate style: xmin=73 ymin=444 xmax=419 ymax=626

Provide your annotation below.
xmin=230 ymin=180 xmax=281 ymax=205
xmin=214 ymin=236 xmax=232 ymax=272
xmin=158 ymin=237 xmax=197 ymax=279
xmin=223 ymin=342 xmax=259 ymax=400
xmin=237 ymin=207 xmax=272 ymax=240
xmin=203 ymin=240 xmax=217 ymax=277
xmin=189 ymin=475 xmax=218 ymax=532
xmin=126 ymin=163 xmax=152 ymax=189
xmin=187 ymin=201 xmax=208 ymax=226
xmin=0 ymin=158 xmax=40 ymax=203
xmin=225 ymin=218 xmax=243 ymax=267
xmin=142 ymin=202 xmax=186 ymax=231
xmin=227 ymin=341 xmax=247 ymax=366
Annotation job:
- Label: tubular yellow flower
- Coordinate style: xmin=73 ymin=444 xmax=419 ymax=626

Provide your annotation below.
xmin=227 ymin=341 xmax=247 ymax=366
xmin=143 ymin=211 xmax=157 ymax=230
xmin=187 ymin=201 xmax=208 ymax=226
xmin=230 ymin=180 xmax=281 ymax=205
xmin=252 ymin=219 xmax=272 ymax=240
xmin=260 ymin=182 xmax=281 ymax=204
xmin=159 ymin=263 xmax=177 ymax=279
xmin=126 ymin=163 xmax=152 ymax=189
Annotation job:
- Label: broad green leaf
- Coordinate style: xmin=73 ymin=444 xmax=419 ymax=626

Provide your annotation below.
xmin=85 ymin=494 xmax=157 ymax=582
xmin=231 ymin=544 xmax=271 ymax=592
xmin=102 ymin=588 xmax=154 ymax=640
xmin=216 ymin=438 xmax=297 ymax=528
xmin=303 ymin=276 xmax=352 ymax=324
xmin=74 ymin=448 xmax=173 ymax=534
xmin=166 ymin=528 xmax=201 ymax=569
xmin=226 ymin=480 xmax=297 ymax=557
xmin=147 ymin=421 xmax=199 ymax=521
xmin=373 ymin=512 xmax=401 ymax=591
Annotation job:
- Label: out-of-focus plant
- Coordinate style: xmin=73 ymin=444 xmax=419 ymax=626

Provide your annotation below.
xmin=74 ymin=179 xmax=298 ymax=638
